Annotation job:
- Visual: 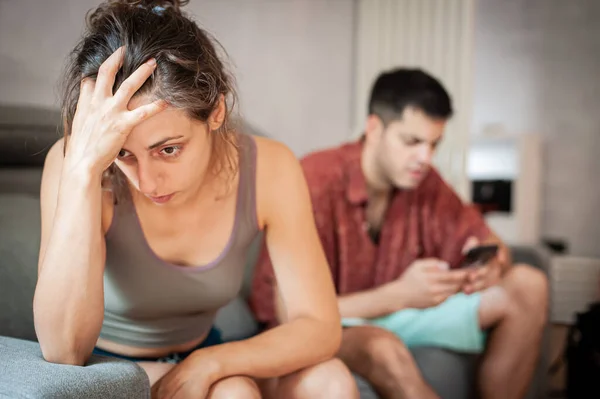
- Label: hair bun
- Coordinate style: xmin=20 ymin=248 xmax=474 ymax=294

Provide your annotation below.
xmin=87 ymin=0 xmax=189 ymax=30
xmin=128 ymin=0 xmax=188 ymax=12
xmin=111 ymin=0 xmax=188 ymax=13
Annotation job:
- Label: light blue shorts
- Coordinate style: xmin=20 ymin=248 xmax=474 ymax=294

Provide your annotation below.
xmin=342 ymin=292 xmax=486 ymax=354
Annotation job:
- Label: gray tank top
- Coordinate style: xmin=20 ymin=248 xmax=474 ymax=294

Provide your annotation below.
xmin=99 ymin=133 xmax=259 ymax=347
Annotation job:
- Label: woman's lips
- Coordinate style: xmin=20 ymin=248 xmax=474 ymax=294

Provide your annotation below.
xmin=147 ymin=193 xmax=174 ymax=204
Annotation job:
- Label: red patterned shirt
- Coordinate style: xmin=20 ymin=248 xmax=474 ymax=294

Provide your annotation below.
xmin=249 ymin=139 xmax=490 ymax=327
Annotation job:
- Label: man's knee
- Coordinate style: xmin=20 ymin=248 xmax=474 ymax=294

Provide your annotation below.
xmin=504 ymin=264 xmax=549 ymax=321
xmin=342 ymin=326 xmax=411 ymax=373
xmin=208 ymin=376 xmax=260 ymax=399
xmin=278 ymin=358 xmax=358 ymax=399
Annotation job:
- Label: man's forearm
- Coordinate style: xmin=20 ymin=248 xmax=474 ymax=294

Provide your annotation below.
xmin=196 ymin=317 xmax=340 ymax=381
xmin=338 ymin=284 xmax=405 ymax=319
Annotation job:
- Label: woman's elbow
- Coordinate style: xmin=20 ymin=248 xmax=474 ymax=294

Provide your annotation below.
xmin=33 ymin=300 xmax=98 ymax=365
xmin=39 ymin=340 xmax=90 ymax=366
xmin=35 ymin=320 xmax=92 ymax=366
xmin=315 ymin=318 xmax=342 ymax=360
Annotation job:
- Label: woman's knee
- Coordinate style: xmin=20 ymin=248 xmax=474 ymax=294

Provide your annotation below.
xmin=278 ymin=358 xmax=358 ymax=399
xmin=207 ymin=376 xmax=261 ymax=399
xmin=138 ymin=361 xmax=176 ymax=387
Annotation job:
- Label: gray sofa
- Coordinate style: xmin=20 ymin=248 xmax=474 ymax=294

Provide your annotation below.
xmin=0 ymin=106 xmax=550 ymax=398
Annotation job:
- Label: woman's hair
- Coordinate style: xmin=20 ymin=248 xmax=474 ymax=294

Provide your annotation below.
xmin=60 ymin=0 xmax=238 ymax=197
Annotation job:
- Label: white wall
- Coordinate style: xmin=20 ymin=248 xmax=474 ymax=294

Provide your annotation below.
xmin=473 ymin=0 xmax=600 ymax=257
xmin=0 ymin=0 xmax=355 ymax=156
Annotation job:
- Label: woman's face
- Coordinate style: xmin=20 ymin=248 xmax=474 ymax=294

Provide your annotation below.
xmin=114 ymin=95 xmax=220 ymax=206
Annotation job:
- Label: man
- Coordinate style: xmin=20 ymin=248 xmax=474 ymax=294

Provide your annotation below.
xmin=250 ymin=68 xmax=548 ymax=399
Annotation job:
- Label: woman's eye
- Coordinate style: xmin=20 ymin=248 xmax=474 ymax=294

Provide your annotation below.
xmin=118 ymin=149 xmax=130 ymax=158
xmin=160 ymin=146 xmax=181 ymax=157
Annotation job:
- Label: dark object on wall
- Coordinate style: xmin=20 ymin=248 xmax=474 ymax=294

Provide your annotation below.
xmin=471 ymin=179 xmax=512 ymax=214
xmin=542 ymin=238 xmax=569 ymax=255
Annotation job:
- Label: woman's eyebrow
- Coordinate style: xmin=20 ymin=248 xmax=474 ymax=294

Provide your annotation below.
xmin=147 ymin=135 xmax=184 ymax=150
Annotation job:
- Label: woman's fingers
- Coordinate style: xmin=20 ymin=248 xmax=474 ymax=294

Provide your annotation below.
xmin=92 ymin=47 xmax=158 ymax=111
xmin=113 ymin=58 xmax=157 ymax=106
xmin=125 ymin=99 xmax=168 ymax=129
xmin=76 ymin=77 xmax=95 ymax=115
xmin=94 ymin=46 xmax=125 ymax=100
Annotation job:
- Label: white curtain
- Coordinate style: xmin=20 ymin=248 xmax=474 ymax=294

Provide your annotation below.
xmin=352 ymin=0 xmax=476 ymax=199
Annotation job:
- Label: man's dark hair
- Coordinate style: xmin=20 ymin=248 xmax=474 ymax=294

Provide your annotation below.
xmin=368 ymin=68 xmax=453 ymax=125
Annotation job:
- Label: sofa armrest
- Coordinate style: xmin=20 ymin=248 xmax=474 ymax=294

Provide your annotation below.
xmin=509 ymin=245 xmax=552 ymax=274
xmin=0 ymin=336 xmax=150 ymax=399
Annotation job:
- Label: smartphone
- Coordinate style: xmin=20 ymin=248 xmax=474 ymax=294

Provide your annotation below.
xmin=459 ymin=244 xmax=499 ymax=268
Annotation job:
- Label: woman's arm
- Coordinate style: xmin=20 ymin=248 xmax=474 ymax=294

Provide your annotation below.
xmin=34 ymin=48 xmax=162 ymax=366
xmin=33 ymin=139 xmax=107 ymax=366
xmin=191 ymin=138 xmax=341 ymax=380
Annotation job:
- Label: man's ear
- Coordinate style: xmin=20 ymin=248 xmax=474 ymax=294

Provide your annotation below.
xmin=364 ymin=114 xmax=384 ymax=143
xmin=208 ymin=94 xmax=226 ymax=131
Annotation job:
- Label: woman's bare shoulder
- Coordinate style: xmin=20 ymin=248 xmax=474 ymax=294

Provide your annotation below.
xmin=251 ymin=135 xmax=307 ymax=227
xmin=252 ymin=135 xmax=297 ymax=166
xmin=43 ymin=138 xmax=65 ymax=170
xmin=252 ymin=135 xmax=301 ymax=184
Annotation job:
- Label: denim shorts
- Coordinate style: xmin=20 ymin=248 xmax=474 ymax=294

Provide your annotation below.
xmin=92 ymin=327 xmax=223 ymax=364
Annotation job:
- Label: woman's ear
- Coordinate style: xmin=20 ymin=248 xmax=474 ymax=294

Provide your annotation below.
xmin=207 ymin=95 xmax=226 ymax=131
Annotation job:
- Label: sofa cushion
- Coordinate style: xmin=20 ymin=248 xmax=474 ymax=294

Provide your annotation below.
xmin=0 ymin=336 xmax=150 ymax=399
xmin=0 ymin=168 xmax=43 ymax=196
xmin=214 ymin=297 xmax=260 ymax=342
xmin=0 ymin=194 xmax=41 ymax=340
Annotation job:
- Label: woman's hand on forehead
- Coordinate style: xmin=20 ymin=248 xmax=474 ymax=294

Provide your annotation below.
xmin=65 ymin=47 xmax=168 ymax=176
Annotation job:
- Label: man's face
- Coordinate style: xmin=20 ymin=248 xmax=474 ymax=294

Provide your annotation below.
xmin=369 ymin=107 xmax=447 ymax=189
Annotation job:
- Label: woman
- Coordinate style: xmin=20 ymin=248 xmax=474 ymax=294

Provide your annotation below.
xmin=33 ymin=1 xmax=358 ymax=398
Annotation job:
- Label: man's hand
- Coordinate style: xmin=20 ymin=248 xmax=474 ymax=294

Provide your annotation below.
xmin=151 ymin=351 xmax=220 ymax=399
xmin=382 ymin=258 xmax=468 ymax=309
xmin=461 ymin=237 xmax=507 ymax=294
